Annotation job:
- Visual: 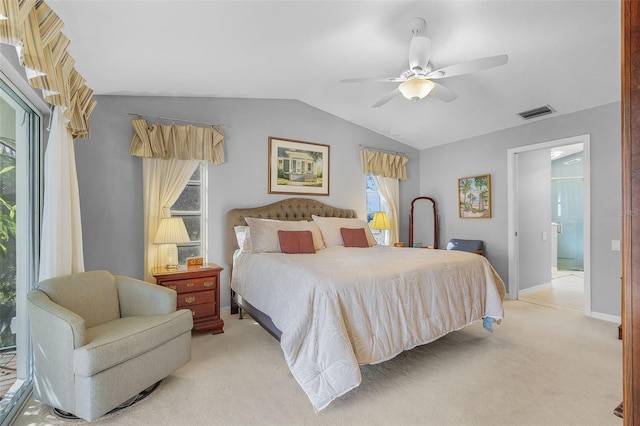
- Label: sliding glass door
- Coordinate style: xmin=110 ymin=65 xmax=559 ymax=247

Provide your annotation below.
xmin=0 ymin=74 xmax=42 ymax=424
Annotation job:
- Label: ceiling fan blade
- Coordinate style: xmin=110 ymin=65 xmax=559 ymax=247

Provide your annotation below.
xmin=408 ymin=35 xmax=431 ymax=73
xmin=429 ymin=82 xmax=458 ymax=102
xmin=427 ymin=54 xmax=508 ymax=79
xmin=340 ymin=77 xmax=405 ymax=83
xmin=372 ymin=89 xmax=401 ymax=108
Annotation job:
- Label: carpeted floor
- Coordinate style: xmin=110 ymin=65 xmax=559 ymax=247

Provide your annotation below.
xmin=15 ymin=300 xmax=622 ymax=426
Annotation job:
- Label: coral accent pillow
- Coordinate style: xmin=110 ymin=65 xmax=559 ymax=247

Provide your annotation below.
xmin=277 ymin=230 xmax=316 ymax=254
xmin=340 ymin=228 xmax=370 ymax=248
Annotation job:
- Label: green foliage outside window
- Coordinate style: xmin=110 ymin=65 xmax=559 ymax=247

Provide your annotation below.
xmin=0 ymin=151 xmax=16 ymax=348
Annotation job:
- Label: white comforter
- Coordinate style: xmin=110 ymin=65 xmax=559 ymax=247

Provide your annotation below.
xmin=231 ymin=246 xmax=506 ymax=411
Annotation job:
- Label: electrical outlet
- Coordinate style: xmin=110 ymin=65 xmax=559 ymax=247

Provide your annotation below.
xmin=612 ymin=240 xmax=621 ymax=251
xmin=542 ymin=231 xmax=548 ymax=241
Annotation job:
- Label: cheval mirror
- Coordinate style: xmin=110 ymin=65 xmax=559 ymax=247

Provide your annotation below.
xmin=409 ymin=196 xmax=439 ymax=249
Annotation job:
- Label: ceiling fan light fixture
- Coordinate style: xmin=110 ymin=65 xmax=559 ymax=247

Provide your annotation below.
xmin=398 ymin=79 xmax=435 ymax=101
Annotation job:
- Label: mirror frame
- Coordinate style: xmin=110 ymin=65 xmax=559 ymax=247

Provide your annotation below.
xmin=409 ymin=196 xmax=438 ymax=249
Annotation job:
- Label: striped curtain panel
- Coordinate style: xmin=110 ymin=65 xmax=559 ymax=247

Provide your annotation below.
xmin=360 ymin=149 xmax=408 ymax=180
xmin=0 ymin=0 xmax=95 ymax=138
xmin=129 ymin=119 xmax=225 ymax=164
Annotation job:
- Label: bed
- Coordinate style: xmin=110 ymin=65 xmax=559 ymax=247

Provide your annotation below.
xmin=227 ymin=198 xmax=506 ymax=411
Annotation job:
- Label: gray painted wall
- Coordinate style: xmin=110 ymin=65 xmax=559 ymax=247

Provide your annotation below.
xmin=420 ymin=102 xmax=622 ymax=317
xmin=74 ymin=95 xmax=421 ymax=311
xmin=517 ymin=149 xmax=552 ymax=291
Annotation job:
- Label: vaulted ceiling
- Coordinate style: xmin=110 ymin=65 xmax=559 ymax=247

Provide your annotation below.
xmin=47 ymin=1 xmax=620 ymax=150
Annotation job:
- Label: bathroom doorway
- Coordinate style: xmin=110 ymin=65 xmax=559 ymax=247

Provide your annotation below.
xmin=508 ymin=135 xmax=591 ymax=314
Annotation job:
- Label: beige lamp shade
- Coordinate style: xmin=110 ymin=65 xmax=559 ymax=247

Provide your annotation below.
xmin=370 ymin=212 xmax=391 ymax=230
xmin=154 ymin=217 xmax=190 ymax=245
xmin=398 ymin=78 xmax=435 ymax=101
xmin=154 ymin=217 xmax=190 ymax=269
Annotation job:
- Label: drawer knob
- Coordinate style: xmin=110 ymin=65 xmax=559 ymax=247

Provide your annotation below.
xmin=167 ymin=284 xmax=176 ymax=290
xmin=186 ymin=282 xmax=195 ymax=287
xmin=184 ymin=296 xmax=196 ymax=304
xmin=203 ymin=281 xmax=214 ymax=287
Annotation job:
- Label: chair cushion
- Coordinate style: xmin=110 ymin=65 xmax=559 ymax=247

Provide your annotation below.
xmin=446 ymin=239 xmax=484 ymax=253
xmin=73 ymin=310 xmax=193 ymax=377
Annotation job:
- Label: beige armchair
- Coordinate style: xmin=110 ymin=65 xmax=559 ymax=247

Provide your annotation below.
xmin=27 ymin=270 xmax=193 ymax=421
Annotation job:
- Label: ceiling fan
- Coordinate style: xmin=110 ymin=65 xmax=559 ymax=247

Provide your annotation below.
xmin=341 ymin=17 xmax=508 ymax=107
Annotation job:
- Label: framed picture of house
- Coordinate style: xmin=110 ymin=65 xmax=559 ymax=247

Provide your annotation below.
xmin=458 ymin=174 xmax=491 ymax=218
xmin=268 ymin=137 xmax=330 ymax=196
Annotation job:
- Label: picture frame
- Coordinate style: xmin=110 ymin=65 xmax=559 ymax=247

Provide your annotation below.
xmin=268 ymin=137 xmax=330 ymax=196
xmin=458 ymin=174 xmax=492 ymax=218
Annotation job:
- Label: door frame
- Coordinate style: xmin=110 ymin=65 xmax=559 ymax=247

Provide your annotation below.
xmin=507 ymin=134 xmax=591 ymax=315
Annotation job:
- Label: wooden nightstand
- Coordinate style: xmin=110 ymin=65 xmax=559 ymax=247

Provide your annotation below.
xmin=152 ymin=263 xmax=224 ymax=334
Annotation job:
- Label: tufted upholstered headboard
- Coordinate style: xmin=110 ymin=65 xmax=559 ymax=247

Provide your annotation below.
xmin=225 ymin=198 xmax=357 ymax=267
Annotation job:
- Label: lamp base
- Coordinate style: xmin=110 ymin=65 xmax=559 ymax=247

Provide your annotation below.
xmin=161 ymin=244 xmax=180 ymax=269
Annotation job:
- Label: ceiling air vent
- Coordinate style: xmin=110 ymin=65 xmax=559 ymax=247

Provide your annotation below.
xmin=517 ymin=105 xmax=555 ymax=120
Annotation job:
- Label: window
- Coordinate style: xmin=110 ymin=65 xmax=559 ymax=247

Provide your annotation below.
xmin=0 ymin=75 xmax=42 ymax=423
xmin=366 ymin=174 xmax=388 ymax=242
xmin=366 ymin=175 xmax=382 ymax=223
xmin=170 ymin=164 xmax=207 ymax=263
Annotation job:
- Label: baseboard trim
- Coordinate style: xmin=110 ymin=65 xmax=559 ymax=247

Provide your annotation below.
xmin=588 ymin=311 xmax=621 ymax=324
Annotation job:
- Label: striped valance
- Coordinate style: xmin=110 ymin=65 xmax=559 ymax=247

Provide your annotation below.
xmin=360 ymin=148 xmax=408 ymax=180
xmin=129 ymin=119 xmax=225 ymax=164
xmin=0 ymin=0 xmax=95 ymax=138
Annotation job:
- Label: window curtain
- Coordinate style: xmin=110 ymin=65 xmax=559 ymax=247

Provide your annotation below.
xmin=142 ymin=158 xmax=199 ymax=282
xmin=0 ymin=0 xmax=96 ymax=138
xmin=371 ymin=175 xmax=400 ymax=245
xmin=39 ymin=106 xmax=84 ymax=281
xmin=133 ymin=118 xmax=225 ymax=281
xmin=2 ymin=1 xmax=94 ymax=280
xmin=360 ymin=149 xmax=407 ymax=245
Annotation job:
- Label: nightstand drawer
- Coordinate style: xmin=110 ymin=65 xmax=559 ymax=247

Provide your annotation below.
xmin=161 ymin=276 xmax=217 ymax=294
xmin=177 ymin=290 xmax=215 ymax=307
xmin=185 ymin=302 xmax=217 ymax=321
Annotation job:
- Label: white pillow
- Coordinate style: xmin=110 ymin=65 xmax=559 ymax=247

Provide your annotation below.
xmin=311 ymin=215 xmax=376 ymax=247
xmin=244 ymin=217 xmax=325 ymax=253
xmin=233 ymin=225 xmax=252 ymax=251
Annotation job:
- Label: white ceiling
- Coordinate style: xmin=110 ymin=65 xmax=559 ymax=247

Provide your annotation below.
xmin=46 ymin=1 xmax=621 ymax=151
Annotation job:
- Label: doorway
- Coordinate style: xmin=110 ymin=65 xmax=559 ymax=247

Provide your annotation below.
xmin=507 ymin=134 xmax=591 ymax=314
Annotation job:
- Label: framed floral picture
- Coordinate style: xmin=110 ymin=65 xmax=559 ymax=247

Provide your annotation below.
xmin=268 ymin=137 xmax=330 ymax=196
xmin=458 ymin=174 xmax=491 ymax=218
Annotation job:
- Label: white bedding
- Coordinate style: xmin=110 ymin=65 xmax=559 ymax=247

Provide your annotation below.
xmin=231 ymin=245 xmax=506 ymax=411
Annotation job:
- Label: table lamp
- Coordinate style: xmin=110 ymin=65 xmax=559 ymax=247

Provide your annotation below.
xmin=153 ymin=217 xmax=190 ymax=269
xmin=370 ymin=211 xmax=391 ymax=245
